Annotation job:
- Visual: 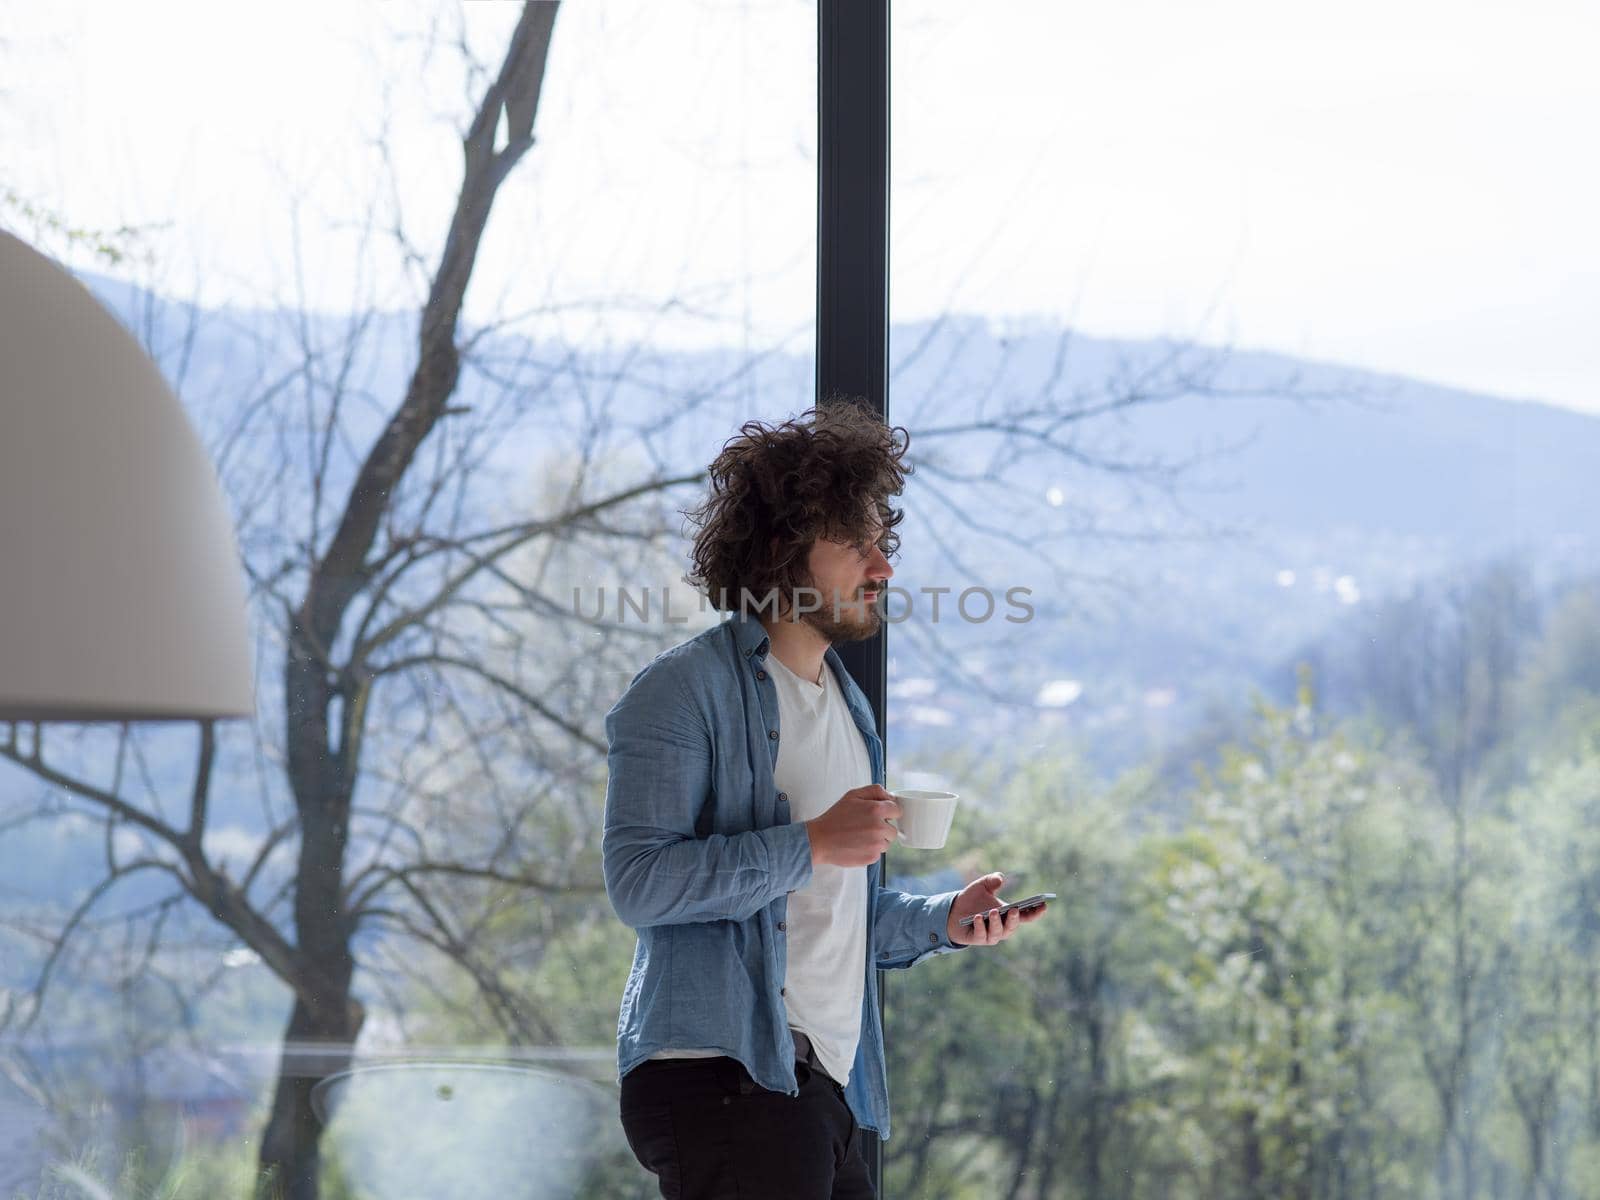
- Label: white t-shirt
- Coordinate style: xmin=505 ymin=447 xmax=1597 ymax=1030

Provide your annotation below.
xmin=766 ymin=651 xmax=870 ymax=1085
xmin=650 ymin=652 xmax=871 ymax=1086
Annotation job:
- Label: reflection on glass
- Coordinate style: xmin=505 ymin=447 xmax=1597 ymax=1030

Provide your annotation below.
xmin=311 ymin=1062 xmax=623 ymax=1198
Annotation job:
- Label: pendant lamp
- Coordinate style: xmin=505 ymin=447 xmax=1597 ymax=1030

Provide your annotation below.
xmin=0 ymin=229 xmax=254 ymax=721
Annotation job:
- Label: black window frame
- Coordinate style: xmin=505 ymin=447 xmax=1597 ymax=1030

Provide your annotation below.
xmin=816 ymin=0 xmax=891 ymax=1191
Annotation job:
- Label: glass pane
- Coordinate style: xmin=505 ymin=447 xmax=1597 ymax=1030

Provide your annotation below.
xmin=0 ymin=2 xmax=814 ymax=1196
xmin=888 ymin=3 xmax=1600 ymax=1197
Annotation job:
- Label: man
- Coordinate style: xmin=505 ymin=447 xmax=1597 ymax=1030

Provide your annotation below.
xmin=602 ymin=403 xmax=1046 ymax=1199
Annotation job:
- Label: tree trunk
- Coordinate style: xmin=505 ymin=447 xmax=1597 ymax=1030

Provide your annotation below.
xmin=999 ymin=1085 xmax=1039 ymax=1200
xmin=1586 ymin=956 xmax=1600 ymax=1139
xmin=251 ymin=614 xmax=360 ymax=1195
xmin=1083 ymin=960 xmax=1107 ymax=1199
xmin=1242 ymin=1106 xmax=1265 ymax=1200
xmin=1033 ymin=1046 xmax=1067 ymax=1200
xmin=899 ymin=1049 xmax=951 ymax=1198
xmin=244 ymin=6 xmax=561 ymax=1194
xmin=256 ymin=995 xmax=364 ymax=1200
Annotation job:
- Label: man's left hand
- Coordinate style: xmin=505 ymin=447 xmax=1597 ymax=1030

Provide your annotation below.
xmin=946 ymin=872 xmax=1047 ymax=947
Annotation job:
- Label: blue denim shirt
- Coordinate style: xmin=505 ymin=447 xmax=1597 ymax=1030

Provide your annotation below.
xmin=602 ymin=611 xmax=964 ymax=1140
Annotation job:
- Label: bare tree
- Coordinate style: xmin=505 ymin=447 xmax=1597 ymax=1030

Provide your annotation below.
xmin=2 ymin=6 xmax=578 ymax=1195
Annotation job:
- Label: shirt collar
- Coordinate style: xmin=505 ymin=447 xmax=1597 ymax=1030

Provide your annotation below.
xmin=730 ymin=611 xmax=854 ymax=700
xmin=730 ymin=609 xmax=771 ymax=661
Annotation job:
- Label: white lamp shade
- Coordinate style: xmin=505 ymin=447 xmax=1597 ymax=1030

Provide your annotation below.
xmin=0 ymin=230 xmax=254 ymax=721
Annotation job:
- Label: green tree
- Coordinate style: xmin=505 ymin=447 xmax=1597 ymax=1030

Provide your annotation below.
xmin=1153 ymin=671 xmax=1434 ymax=1199
xmin=1497 ymin=723 xmax=1600 ymax=1192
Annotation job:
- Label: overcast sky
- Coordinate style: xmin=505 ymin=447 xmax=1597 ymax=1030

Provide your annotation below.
xmin=5 ymin=0 xmax=1595 ymax=414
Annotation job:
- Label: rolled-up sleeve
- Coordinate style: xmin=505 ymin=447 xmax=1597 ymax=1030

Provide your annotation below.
xmin=872 ymin=886 xmax=965 ymax=969
xmin=602 ymin=661 xmax=814 ymax=928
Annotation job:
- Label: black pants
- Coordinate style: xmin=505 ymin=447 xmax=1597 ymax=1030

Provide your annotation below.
xmin=619 ymin=1048 xmax=875 ymax=1199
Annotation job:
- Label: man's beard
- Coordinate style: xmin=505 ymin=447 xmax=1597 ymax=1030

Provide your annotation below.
xmin=793 ymin=584 xmax=881 ymax=644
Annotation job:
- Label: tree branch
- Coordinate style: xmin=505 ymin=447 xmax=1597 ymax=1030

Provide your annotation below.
xmin=3 ymin=858 xmax=180 ymax=1037
xmin=350 ymin=470 xmax=705 ymax=665
xmin=184 ymin=719 xmax=218 ymax=851
xmin=370 ymin=652 xmax=604 ymax=754
xmin=348 ymin=859 xmax=601 ymax=920
xmin=0 ymin=736 xmax=187 ymax=853
xmin=299 ymin=0 xmax=561 ymax=655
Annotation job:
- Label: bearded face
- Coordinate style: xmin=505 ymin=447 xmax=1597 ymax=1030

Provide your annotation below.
xmin=783 ymin=525 xmax=888 ymax=644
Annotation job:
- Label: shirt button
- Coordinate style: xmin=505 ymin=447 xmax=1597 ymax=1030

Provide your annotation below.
xmin=928 ymin=932 xmax=939 ymax=944
xmin=777 ymin=791 xmax=788 ymax=803
xmin=768 ymin=729 xmax=778 ymax=740
xmin=757 ymin=670 xmax=767 ymax=680
xmin=778 ymin=921 xmax=786 ymax=931
xmin=780 ymin=987 xmax=787 ymax=997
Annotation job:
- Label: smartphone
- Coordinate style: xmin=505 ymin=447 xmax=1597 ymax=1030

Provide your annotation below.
xmin=957 ymin=892 xmax=1055 ymax=929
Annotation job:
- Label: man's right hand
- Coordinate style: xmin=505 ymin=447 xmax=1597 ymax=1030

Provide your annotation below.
xmin=804 ymin=787 xmax=902 ymax=868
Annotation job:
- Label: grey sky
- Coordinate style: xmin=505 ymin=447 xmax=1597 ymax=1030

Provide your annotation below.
xmin=5 ymin=0 xmax=1595 ymax=413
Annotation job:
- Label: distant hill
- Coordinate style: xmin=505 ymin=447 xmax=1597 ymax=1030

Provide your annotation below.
xmin=59 ymin=272 xmax=1600 ymax=791
xmin=886 ymin=315 xmax=1596 ymax=547
xmin=78 ymin=271 xmax=1598 ymax=548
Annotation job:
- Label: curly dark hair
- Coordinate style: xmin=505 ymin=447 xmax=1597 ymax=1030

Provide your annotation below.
xmin=684 ymin=400 xmax=911 ymax=614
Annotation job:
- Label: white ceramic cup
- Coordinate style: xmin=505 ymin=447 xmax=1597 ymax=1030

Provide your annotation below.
xmin=888 ymin=789 xmax=960 ymax=850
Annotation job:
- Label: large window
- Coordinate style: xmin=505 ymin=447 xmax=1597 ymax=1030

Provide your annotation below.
xmin=6 ymin=4 xmax=1599 ymax=1198
xmin=1 ymin=4 xmax=813 ymax=1196
xmin=884 ymin=3 xmax=1600 ymax=1197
